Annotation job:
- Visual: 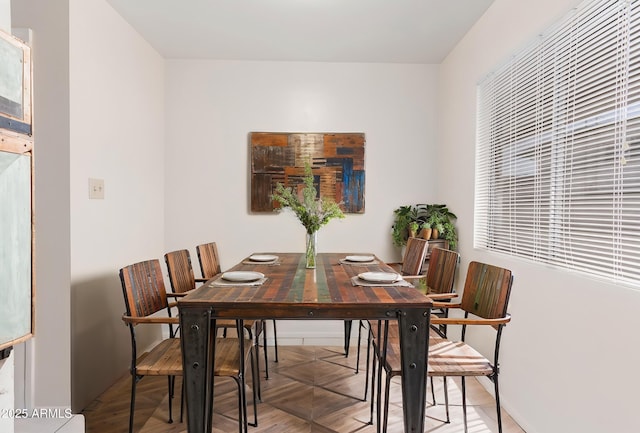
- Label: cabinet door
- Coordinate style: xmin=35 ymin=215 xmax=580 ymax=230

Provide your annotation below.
xmin=0 ymin=151 xmax=32 ymax=350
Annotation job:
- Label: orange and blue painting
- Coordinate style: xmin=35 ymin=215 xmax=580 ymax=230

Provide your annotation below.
xmin=250 ymin=132 xmax=365 ymax=213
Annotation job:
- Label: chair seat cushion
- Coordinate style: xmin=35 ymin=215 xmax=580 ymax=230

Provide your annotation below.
xmin=427 ymin=338 xmax=493 ymax=377
xmin=213 ymin=338 xmax=254 ymax=377
xmin=136 ymin=338 xmax=182 ymax=376
xmin=374 ymin=322 xmax=493 ymax=378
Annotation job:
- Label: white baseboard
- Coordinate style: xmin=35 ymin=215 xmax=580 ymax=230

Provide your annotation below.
xmin=264 ymin=319 xmax=368 ymax=347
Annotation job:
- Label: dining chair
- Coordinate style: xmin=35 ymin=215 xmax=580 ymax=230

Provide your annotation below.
xmin=422 ymin=247 xmax=460 ymax=337
xmin=164 ymin=248 xmax=263 ymax=399
xmin=368 ymin=321 xmax=444 ymax=431
xmin=372 ymin=261 xmax=514 ymax=433
xmin=195 ymin=241 xmax=222 ymax=279
xmin=165 ymin=248 xmax=260 ymax=339
xmin=119 ymin=259 xmax=258 ymax=433
xmin=356 ymin=245 xmax=458 ymax=406
xmin=387 ymin=236 xmax=430 ymax=277
xmin=349 ymin=237 xmax=429 ymax=388
xmin=196 ymin=241 xmax=279 ymax=378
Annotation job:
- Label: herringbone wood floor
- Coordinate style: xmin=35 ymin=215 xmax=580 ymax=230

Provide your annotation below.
xmin=83 ymin=345 xmax=524 ymax=433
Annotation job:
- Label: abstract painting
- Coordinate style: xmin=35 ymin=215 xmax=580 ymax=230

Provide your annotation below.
xmin=250 ymin=132 xmax=365 ymax=213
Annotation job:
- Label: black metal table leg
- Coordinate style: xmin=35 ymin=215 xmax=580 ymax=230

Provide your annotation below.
xmin=180 ymin=307 xmax=213 ymax=433
xmin=397 ymin=308 xmax=430 ymax=433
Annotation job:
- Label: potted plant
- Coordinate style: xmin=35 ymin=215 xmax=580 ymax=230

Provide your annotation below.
xmin=408 ymin=221 xmax=419 ymax=239
xmin=391 ymin=204 xmax=429 ymax=247
xmin=419 ymin=222 xmax=432 ymax=240
xmin=425 ymin=204 xmax=458 ymax=249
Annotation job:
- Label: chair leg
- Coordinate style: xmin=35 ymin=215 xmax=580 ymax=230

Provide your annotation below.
xmin=494 ymin=374 xmax=503 ymax=433
xmin=249 ymin=347 xmax=258 ymax=427
xmin=368 ymin=344 xmax=377 ymax=425
xmin=231 ymin=377 xmax=246 ymax=433
xmin=382 ymin=371 xmax=392 ymax=433
xmin=237 ymin=322 xmax=250 ymax=433
xmin=376 ymin=356 xmax=384 ymax=433
xmin=344 ymin=320 xmax=353 ymax=357
xmin=429 ymin=376 xmax=436 ymax=406
xmin=461 ymin=376 xmax=468 ymax=433
xmin=272 ymin=319 xmax=279 ymax=362
xmin=167 ymin=376 xmax=174 ymax=424
xmin=443 ymin=376 xmax=450 ymax=423
xmin=128 ymin=375 xmax=137 ymax=433
xmin=238 ymin=351 xmax=249 ymax=433
xmin=363 ymin=324 xmax=371 ymax=401
xmin=253 ymin=329 xmax=262 ymax=401
xmin=262 ymin=320 xmax=269 ymax=380
xmin=356 ymin=320 xmax=363 ymax=374
xmin=375 ymin=321 xmax=389 ymax=433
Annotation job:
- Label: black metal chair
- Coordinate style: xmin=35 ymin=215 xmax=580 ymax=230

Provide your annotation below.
xmin=349 ymin=237 xmax=430 ymax=402
xmin=196 ymin=242 xmax=279 ymax=376
xmin=372 ymin=261 xmax=514 ymax=433
xmin=120 ymin=259 xmax=258 ymax=433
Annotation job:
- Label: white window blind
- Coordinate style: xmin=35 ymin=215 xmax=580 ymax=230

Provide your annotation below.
xmin=475 ymin=0 xmax=640 ymax=287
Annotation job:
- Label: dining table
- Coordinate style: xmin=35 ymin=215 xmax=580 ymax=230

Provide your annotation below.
xmin=177 ymin=252 xmax=432 ymax=433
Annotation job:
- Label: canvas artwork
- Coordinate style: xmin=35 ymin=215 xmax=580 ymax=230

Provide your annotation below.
xmin=0 ymin=31 xmax=31 ymax=137
xmin=250 ymin=132 xmax=365 ymax=213
xmin=0 ymin=30 xmax=33 ymax=353
xmin=0 ymin=151 xmax=32 ymax=351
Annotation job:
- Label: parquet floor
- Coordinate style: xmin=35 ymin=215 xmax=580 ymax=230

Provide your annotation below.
xmin=83 ymin=345 xmax=524 ymax=433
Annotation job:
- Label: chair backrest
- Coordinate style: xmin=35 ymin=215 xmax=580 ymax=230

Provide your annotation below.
xmin=401 ymin=237 xmax=429 ymax=276
xmin=425 ymin=247 xmax=460 ymax=295
xmin=119 ymin=259 xmax=169 ymax=318
xmin=164 ymin=249 xmax=196 ymax=294
xmin=460 ymin=261 xmax=513 ymax=320
xmin=196 ymin=242 xmax=222 ymax=279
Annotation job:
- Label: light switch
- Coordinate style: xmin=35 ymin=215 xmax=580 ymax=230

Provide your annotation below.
xmin=89 ymin=178 xmax=104 ymax=199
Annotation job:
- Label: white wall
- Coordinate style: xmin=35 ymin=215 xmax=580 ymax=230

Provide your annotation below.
xmin=11 ymin=0 xmax=166 ymax=414
xmin=0 ymin=0 xmax=8 ymax=30
xmin=164 ymin=60 xmax=439 ymax=342
xmin=439 ymin=0 xmax=640 ymax=432
xmin=11 ymin=0 xmax=71 ymax=412
xmin=68 ymin=0 xmax=165 ymax=411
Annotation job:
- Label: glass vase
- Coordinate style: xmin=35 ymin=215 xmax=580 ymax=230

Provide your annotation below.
xmin=306 ymin=231 xmax=317 ymax=269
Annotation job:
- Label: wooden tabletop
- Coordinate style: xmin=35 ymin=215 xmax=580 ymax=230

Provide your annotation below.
xmin=178 ymin=252 xmax=432 ymax=319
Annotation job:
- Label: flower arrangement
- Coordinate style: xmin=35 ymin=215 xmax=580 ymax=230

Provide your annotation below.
xmin=272 ymin=162 xmax=344 ymax=267
xmin=271 ymin=162 xmax=345 ymax=234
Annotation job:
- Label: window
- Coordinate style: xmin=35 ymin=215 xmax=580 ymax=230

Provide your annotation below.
xmin=475 ymin=0 xmax=640 ymax=288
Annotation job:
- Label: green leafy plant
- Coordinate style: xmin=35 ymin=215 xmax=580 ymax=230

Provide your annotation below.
xmin=391 ymin=203 xmax=458 ymax=249
xmin=425 ymin=204 xmax=458 ymax=249
xmin=391 ymin=204 xmax=429 ymax=247
xmin=271 ymin=162 xmax=345 ymax=234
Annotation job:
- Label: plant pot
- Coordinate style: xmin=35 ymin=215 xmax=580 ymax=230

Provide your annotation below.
xmin=431 ymin=228 xmax=439 ymax=239
xmin=420 ymin=227 xmax=432 ymax=240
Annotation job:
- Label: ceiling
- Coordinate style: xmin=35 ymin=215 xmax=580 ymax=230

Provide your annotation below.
xmin=106 ymin=0 xmax=494 ymax=64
